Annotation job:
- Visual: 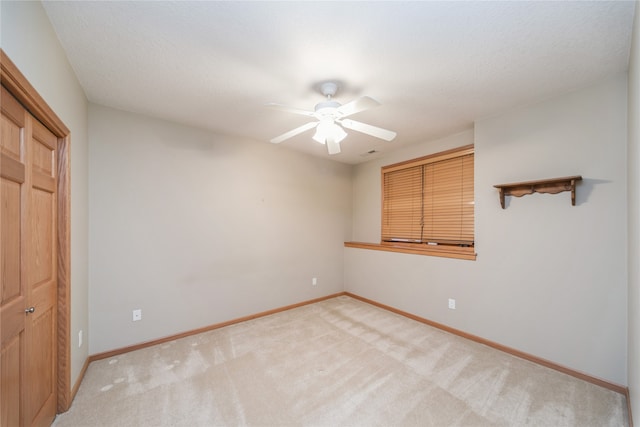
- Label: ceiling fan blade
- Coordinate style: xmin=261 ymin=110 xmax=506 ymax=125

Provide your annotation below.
xmin=326 ymin=138 xmax=341 ymax=155
xmin=270 ymin=122 xmax=318 ymax=144
xmin=266 ymin=103 xmax=316 ymax=117
xmin=337 ymin=96 xmax=380 ymax=117
xmin=339 ymin=119 xmax=397 ymax=141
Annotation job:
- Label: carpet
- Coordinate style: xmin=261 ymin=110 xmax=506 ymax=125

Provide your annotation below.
xmin=52 ymin=296 xmax=628 ymax=426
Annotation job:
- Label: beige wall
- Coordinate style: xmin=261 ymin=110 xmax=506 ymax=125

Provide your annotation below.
xmin=88 ymin=104 xmax=352 ymax=354
xmin=0 ymin=1 xmax=90 ymax=387
xmin=628 ymin=0 xmax=640 ymax=419
xmin=347 ymin=74 xmax=628 ymax=385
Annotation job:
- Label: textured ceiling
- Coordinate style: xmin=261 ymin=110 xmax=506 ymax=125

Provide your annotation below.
xmin=43 ymin=1 xmax=636 ymax=164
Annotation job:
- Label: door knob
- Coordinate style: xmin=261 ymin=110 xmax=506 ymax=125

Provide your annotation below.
xmin=25 ymin=307 xmax=35 ymax=314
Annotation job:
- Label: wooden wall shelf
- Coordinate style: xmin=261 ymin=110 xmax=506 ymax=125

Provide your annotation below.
xmin=493 ymin=176 xmax=582 ymax=209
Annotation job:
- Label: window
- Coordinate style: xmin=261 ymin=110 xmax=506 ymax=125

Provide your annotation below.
xmin=381 ymin=145 xmax=474 ymax=257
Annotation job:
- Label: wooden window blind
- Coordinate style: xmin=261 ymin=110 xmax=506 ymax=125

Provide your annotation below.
xmin=382 ymin=145 xmax=474 ymax=247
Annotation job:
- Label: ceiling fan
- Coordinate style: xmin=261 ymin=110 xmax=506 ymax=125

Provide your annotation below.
xmin=267 ymin=82 xmax=396 ymax=155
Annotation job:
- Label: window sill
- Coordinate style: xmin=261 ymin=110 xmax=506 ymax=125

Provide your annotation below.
xmin=344 ymin=241 xmax=477 ymax=261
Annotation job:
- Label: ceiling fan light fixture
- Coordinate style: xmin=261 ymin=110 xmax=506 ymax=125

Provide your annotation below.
xmin=268 ymin=81 xmax=394 ymax=155
xmin=312 ymin=120 xmax=347 ymax=144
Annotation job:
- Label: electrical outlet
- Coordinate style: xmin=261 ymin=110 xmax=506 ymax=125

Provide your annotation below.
xmin=448 ymin=298 xmax=456 ymax=310
xmin=78 ymin=330 xmax=83 ymax=348
xmin=132 ymin=309 xmax=142 ymax=321
xmin=312 ymin=277 xmax=317 ymax=286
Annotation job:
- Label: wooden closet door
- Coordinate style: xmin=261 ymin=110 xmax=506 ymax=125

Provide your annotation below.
xmin=1 ymin=85 xmax=58 ymax=427
xmin=1 ymin=84 xmax=28 ymax=427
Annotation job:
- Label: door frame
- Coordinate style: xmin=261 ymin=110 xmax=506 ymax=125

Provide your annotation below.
xmin=1 ymin=49 xmax=73 ymax=412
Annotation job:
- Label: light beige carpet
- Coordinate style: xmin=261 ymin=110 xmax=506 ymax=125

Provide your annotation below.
xmin=53 ymin=296 xmax=628 ymax=426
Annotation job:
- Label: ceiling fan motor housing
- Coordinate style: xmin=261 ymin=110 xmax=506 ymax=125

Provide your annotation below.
xmin=314 ymin=101 xmax=341 ymax=118
xmin=315 ymin=82 xmax=341 ymax=118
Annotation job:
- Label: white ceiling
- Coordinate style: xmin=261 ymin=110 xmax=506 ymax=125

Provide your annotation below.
xmin=43 ymin=1 xmax=636 ymax=164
